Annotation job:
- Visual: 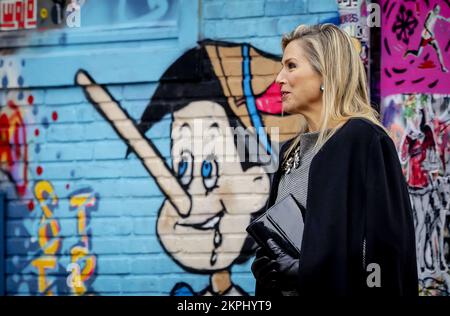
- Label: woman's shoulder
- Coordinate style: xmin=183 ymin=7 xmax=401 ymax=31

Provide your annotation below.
xmin=338 ymin=117 xmax=389 ymax=143
xmin=279 ymin=118 xmax=390 ymax=158
xmin=316 ymin=117 xmax=392 ymax=157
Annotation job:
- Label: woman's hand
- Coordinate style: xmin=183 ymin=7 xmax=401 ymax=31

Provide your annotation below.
xmin=266 ymin=239 xmax=299 ymax=288
xmin=251 ymin=247 xmax=279 ymax=289
xmin=252 ymin=239 xmax=300 ymax=290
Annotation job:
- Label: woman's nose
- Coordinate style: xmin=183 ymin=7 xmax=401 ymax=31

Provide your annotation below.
xmin=275 ymin=70 xmax=286 ymax=86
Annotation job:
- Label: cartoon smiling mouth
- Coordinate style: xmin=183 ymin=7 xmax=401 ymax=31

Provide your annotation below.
xmin=174 ymin=205 xmax=226 ymax=266
xmin=174 ymin=209 xmax=225 ymax=230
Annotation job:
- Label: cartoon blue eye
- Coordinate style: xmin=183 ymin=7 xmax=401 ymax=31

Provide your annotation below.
xmin=201 ymin=158 xmax=218 ymax=192
xmin=202 ymin=160 xmax=212 ymax=178
xmin=178 ymin=160 xmax=188 ymax=177
xmin=177 ymin=150 xmax=193 ymax=187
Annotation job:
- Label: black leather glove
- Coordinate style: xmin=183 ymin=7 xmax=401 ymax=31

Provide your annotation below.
xmin=251 ymin=247 xmax=279 ymax=289
xmin=266 ymin=238 xmax=299 ymax=288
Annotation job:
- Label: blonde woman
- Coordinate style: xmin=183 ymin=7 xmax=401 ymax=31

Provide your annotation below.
xmin=251 ymin=24 xmax=418 ymax=296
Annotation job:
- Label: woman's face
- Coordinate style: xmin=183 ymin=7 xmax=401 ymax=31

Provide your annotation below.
xmin=276 ymin=40 xmax=323 ymax=115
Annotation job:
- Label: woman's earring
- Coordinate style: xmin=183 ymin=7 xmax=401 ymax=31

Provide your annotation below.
xmin=320 ymin=84 xmax=324 ymax=92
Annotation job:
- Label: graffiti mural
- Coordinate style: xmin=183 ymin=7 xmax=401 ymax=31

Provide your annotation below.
xmin=31 ymin=180 xmax=61 ymax=295
xmin=381 ymin=0 xmax=450 ymax=96
xmin=8 ymin=180 xmax=100 ymax=295
xmin=0 ymin=99 xmax=29 ymax=197
xmin=0 ymin=57 xmax=32 ymax=197
xmin=338 ymin=0 xmax=370 ymax=44
xmin=381 ymin=0 xmax=450 ymax=296
xmin=67 ymin=188 xmax=98 ymax=295
xmin=75 ymin=40 xmax=303 ymax=296
xmin=381 ymin=93 xmax=450 ymax=295
xmin=0 ymin=0 xmax=357 ymax=296
xmin=338 ymin=0 xmax=371 ymax=82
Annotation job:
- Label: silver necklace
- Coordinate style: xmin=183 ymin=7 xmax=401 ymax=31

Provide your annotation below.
xmin=282 ymin=142 xmax=301 ymax=175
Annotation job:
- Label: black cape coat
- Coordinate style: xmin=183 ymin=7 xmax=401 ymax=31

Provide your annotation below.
xmin=255 ymin=118 xmax=418 ymax=296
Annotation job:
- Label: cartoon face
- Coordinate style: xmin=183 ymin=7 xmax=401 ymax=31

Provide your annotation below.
xmin=156 ymin=101 xmax=270 ymax=272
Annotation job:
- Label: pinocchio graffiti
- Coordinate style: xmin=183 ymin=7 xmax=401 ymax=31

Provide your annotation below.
xmin=76 ymin=40 xmax=302 ymax=295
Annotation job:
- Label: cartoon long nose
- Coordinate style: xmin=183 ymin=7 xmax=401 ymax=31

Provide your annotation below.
xmin=76 ymin=70 xmax=192 ymax=217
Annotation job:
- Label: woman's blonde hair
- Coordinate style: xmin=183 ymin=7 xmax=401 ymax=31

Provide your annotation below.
xmin=281 ymin=23 xmax=385 ymax=160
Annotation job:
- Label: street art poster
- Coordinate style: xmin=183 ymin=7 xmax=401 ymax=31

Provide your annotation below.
xmin=381 ymin=0 xmax=450 ymax=296
xmin=381 ymin=93 xmax=450 ymax=295
xmin=338 ymin=0 xmax=370 ymax=80
xmin=381 ymin=0 xmax=450 ymax=96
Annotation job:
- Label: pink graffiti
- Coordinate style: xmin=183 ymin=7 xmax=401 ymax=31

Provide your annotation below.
xmin=255 ymin=82 xmax=283 ymax=114
xmin=381 ymin=0 xmax=450 ymax=95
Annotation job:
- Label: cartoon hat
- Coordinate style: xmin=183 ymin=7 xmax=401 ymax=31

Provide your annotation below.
xmin=203 ymin=40 xmax=302 ymax=149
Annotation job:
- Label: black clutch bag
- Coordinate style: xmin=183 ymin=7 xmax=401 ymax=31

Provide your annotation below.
xmin=246 ymin=194 xmax=305 ymax=259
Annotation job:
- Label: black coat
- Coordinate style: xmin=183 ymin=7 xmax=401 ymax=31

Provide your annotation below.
xmin=255 ymin=118 xmax=418 ymax=296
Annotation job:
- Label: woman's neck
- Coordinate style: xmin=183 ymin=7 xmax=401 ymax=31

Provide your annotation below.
xmin=303 ymin=113 xmax=321 ymax=132
xmin=304 ymin=115 xmax=344 ymax=133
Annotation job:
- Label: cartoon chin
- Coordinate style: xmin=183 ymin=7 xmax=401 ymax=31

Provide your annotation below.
xmin=157 ymin=198 xmax=252 ymax=272
xmin=158 ymin=216 xmax=242 ymax=273
xmin=162 ymin=231 xmax=232 ymax=272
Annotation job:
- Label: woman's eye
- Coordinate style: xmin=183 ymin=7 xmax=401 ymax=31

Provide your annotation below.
xmin=288 ymin=63 xmax=296 ymax=69
xmin=201 ymin=158 xmax=218 ymax=192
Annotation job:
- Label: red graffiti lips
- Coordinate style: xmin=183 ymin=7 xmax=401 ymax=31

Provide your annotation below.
xmin=255 ymin=82 xmax=283 ymax=114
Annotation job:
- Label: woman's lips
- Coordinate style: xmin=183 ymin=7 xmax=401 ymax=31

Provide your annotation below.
xmin=281 ymin=91 xmax=290 ymax=100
